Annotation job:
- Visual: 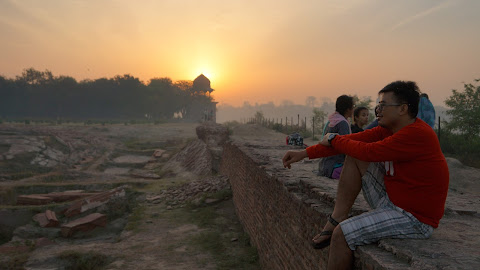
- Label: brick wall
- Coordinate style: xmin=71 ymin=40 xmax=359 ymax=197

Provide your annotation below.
xmin=220 ymin=142 xmax=333 ymax=269
xmin=217 ymin=127 xmax=478 ymax=270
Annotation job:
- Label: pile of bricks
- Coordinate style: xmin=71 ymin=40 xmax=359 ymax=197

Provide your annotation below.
xmin=16 ymin=186 xmax=127 ymax=238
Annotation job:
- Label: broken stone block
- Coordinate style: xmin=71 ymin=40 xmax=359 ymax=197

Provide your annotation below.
xmin=17 ymin=195 xmax=53 ymax=205
xmin=33 ymin=210 xmax=59 ymax=228
xmin=43 ymin=191 xmax=98 ymax=203
xmin=63 ymin=186 xmax=127 ymax=217
xmin=61 ymin=213 xmax=107 ymax=237
xmin=152 ymin=149 xmax=166 ymax=158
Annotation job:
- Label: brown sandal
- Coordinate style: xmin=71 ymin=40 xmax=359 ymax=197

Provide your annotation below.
xmin=312 ymin=215 xmax=339 ymax=249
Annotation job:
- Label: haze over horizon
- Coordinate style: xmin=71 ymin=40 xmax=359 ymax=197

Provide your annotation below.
xmin=1 ymin=0 xmax=479 ymax=108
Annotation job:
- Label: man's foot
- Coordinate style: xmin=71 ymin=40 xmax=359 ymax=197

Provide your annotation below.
xmin=312 ymin=215 xmax=341 ymax=249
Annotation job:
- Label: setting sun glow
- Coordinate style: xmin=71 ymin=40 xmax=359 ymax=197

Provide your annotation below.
xmin=1 ymin=0 xmax=479 ymax=108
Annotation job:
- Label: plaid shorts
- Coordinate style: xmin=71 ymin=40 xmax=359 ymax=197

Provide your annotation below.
xmin=340 ymin=162 xmax=434 ymax=250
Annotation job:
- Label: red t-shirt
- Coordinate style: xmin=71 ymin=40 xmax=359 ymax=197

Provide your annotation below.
xmin=306 ymin=118 xmax=449 ymax=228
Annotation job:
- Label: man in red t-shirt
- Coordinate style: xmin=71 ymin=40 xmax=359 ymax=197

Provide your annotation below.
xmin=282 ymin=81 xmax=449 ymax=270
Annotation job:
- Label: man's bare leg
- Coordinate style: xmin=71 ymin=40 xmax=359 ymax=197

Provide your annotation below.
xmin=312 ymin=156 xmax=370 ymax=244
xmin=328 ymin=226 xmax=352 ymax=270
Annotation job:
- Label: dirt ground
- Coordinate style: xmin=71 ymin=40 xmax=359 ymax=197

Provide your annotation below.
xmin=1 ymin=121 xmax=479 ymax=269
xmin=0 ymin=122 xmax=260 ymax=270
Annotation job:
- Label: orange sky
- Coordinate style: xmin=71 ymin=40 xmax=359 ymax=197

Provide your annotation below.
xmin=1 ymin=0 xmax=479 ymax=107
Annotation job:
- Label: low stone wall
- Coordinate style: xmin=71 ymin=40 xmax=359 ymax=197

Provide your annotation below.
xmin=221 ymin=143 xmax=331 ymax=269
xmin=220 ymin=130 xmax=480 ymax=270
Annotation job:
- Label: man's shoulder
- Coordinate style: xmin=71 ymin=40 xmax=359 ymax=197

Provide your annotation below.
xmin=401 ymin=119 xmax=437 ymax=139
xmin=411 ymin=118 xmax=435 ymax=132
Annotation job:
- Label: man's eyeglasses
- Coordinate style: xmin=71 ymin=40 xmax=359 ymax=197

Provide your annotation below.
xmin=375 ymin=103 xmax=409 ymax=116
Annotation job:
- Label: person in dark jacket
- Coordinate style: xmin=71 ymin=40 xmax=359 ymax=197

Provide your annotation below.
xmin=351 ymin=106 xmax=369 ymax=133
xmin=319 ymin=95 xmax=355 ymax=179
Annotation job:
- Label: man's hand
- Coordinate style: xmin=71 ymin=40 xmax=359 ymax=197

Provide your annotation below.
xmin=282 ymin=150 xmax=308 ymax=169
xmin=318 ymin=133 xmax=339 ymax=146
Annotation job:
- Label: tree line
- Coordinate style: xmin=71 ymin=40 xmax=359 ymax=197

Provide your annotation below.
xmin=0 ymin=68 xmax=213 ymax=121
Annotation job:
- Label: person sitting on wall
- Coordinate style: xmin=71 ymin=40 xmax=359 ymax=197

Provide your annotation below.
xmin=418 ymin=93 xmax=436 ymax=129
xmin=350 ymin=106 xmax=369 ymax=133
xmin=282 ymin=81 xmax=449 ymax=270
xmin=318 ymin=95 xmax=355 ymax=179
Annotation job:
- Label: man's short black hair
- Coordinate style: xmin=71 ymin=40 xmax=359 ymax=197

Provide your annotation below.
xmin=336 ymin=95 xmax=354 ymax=116
xmin=378 ymin=81 xmax=420 ymax=118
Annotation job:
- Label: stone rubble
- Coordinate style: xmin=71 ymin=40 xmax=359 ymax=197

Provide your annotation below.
xmin=0 ymin=125 xmax=110 ymax=179
xmin=146 ymin=175 xmax=230 ymax=207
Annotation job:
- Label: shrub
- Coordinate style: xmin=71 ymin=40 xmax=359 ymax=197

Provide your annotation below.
xmin=439 ymin=130 xmax=480 ymax=168
xmin=58 ymin=250 xmax=111 ymax=270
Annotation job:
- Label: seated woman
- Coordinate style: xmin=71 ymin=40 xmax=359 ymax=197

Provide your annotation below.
xmin=351 ymin=106 xmax=369 ymax=133
xmin=319 ymin=95 xmax=354 ymax=179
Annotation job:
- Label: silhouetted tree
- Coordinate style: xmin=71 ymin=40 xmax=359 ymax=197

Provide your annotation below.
xmin=445 ymin=79 xmax=480 ymax=138
xmin=0 ymin=68 xmax=215 ymax=121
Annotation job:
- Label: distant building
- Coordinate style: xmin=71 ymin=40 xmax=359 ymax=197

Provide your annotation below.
xmin=184 ymin=74 xmax=217 ymax=123
xmin=193 ymin=74 xmax=214 ymax=96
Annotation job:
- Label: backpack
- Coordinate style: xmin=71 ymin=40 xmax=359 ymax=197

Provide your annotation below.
xmin=286 ymin=132 xmax=304 ymax=146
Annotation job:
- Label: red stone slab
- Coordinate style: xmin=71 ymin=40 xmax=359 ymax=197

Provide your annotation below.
xmin=43 ymin=192 xmax=98 ymax=202
xmin=61 ymin=213 xmax=107 ymax=237
xmin=17 ymin=195 xmax=53 ymax=205
xmin=63 ymin=186 xmax=126 ymax=217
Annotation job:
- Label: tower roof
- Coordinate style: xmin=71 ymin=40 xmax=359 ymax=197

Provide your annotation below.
xmin=193 ymin=74 xmax=213 ymax=93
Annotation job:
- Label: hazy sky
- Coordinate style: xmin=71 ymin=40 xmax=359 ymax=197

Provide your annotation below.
xmin=1 ymin=0 xmax=479 ymax=107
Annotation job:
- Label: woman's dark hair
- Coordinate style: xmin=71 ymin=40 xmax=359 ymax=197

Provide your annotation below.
xmin=335 ymin=95 xmax=354 ymax=116
xmin=354 ymin=106 xmax=368 ymax=119
xmin=378 ymin=81 xmax=420 ymax=118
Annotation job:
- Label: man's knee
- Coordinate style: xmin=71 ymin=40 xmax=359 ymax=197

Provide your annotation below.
xmin=345 ymin=155 xmax=369 ymax=176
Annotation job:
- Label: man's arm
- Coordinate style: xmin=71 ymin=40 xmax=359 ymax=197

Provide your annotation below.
xmin=331 ymin=126 xmax=427 ymax=162
xmin=306 ymin=126 xmax=389 ymax=159
xmin=282 ymin=149 xmax=308 ymax=169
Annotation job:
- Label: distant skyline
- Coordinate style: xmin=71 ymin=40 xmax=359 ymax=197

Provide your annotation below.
xmin=1 ymin=0 xmax=479 ymax=107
